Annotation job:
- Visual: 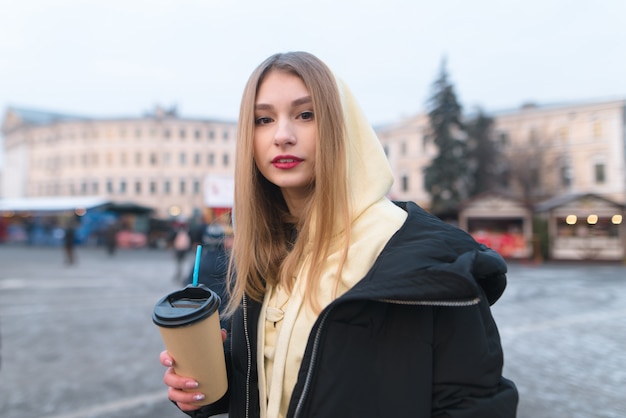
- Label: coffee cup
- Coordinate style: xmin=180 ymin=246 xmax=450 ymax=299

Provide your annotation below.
xmin=153 ymin=284 xmax=228 ymax=405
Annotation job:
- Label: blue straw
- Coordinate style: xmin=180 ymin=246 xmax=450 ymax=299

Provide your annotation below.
xmin=192 ymin=244 xmax=202 ymax=286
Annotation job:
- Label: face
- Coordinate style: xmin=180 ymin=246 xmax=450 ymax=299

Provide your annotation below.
xmin=253 ymin=70 xmax=317 ymax=206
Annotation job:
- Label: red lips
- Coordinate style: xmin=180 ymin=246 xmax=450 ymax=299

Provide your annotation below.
xmin=271 ymin=155 xmax=303 ymax=169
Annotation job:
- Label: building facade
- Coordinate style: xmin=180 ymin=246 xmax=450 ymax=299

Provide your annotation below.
xmin=376 ymin=98 xmax=626 ymax=207
xmin=492 ymin=99 xmax=626 ymax=205
xmin=375 ymin=112 xmax=435 ymax=209
xmin=1 ymin=106 xmax=237 ymax=219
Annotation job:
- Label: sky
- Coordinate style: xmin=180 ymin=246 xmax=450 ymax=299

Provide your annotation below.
xmin=1 ymin=0 xmax=625 ymax=131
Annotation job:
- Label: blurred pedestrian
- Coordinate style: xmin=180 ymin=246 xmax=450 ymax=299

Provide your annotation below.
xmin=160 ymin=51 xmax=518 ymax=417
xmin=170 ymin=224 xmax=191 ymax=282
xmin=104 ymin=220 xmax=119 ymax=256
xmin=63 ymin=220 xmax=77 ymax=265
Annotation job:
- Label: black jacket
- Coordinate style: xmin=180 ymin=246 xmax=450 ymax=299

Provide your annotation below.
xmin=188 ymin=202 xmax=518 ymax=417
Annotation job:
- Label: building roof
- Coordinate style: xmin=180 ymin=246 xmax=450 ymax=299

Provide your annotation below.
xmin=534 ymin=193 xmax=625 ymax=212
xmin=2 ymin=105 xmax=237 ymax=131
xmin=490 ymin=96 xmax=626 ymax=117
xmin=6 ymin=106 xmax=92 ymax=125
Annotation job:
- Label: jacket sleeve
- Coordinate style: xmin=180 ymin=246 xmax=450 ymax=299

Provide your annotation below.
xmin=430 ymin=286 xmax=518 ymax=417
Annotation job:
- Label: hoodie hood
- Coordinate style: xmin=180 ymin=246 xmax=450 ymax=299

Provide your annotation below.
xmin=337 ymin=77 xmax=395 ymax=223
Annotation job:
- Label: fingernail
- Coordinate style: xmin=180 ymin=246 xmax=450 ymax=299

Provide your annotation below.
xmin=186 ymin=381 xmax=199 ymax=389
xmin=164 ymin=359 xmax=173 ymax=367
xmin=193 ymin=393 xmax=205 ymax=401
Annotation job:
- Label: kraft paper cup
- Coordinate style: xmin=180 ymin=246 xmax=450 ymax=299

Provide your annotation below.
xmin=153 ymin=284 xmax=228 ymax=405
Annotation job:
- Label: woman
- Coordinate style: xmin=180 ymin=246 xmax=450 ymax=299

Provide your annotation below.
xmin=160 ymin=51 xmax=518 ymax=417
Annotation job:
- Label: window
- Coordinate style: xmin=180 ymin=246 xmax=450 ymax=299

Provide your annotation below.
xmin=164 ymin=129 xmax=171 ymax=139
xmin=193 ymin=179 xmax=200 ymax=194
xmin=164 ymin=180 xmax=171 ymax=194
xmin=208 ymin=153 xmax=215 ymax=166
xmin=530 ymin=167 xmax=540 ymax=188
xmin=135 ymin=181 xmax=142 ymax=194
xmin=194 ymin=153 xmax=201 ymax=165
xmin=560 ymin=166 xmax=572 ymax=188
xmin=401 ymin=175 xmax=409 ymax=192
xmin=223 ymin=130 xmax=229 ymax=140
xmin=120 ymin=180 xmax=127 ymax=194
xmin=180 ymin=152 xmax=186 ymax=165
xmin=92 ymin=181 xmax=99 ymax=194
xmin=195 ymin=130 xmax=201 ymax=140
xmin=180 ymin=179 xmax=186 ymax=194
xmin=594 ymin=163 xmax=606 ymax=184
xmin=593 ymin=122 xmax=602 ymax=139
xmin=150 ymin=181 xmax=157 ymax=194
xmin=150 ymin=153 xmax=158 ymax=165
xmin=180 ymin=128 xmax=186 ymax=139
xmin=106 ymin=180 xmax=113 ymax=194
xmin=135 ymin=152 xmax=142 ymax=165
xmin=223 ymin=154 xmax=229 ymax=167
xmin=208 ymin=130 xmax=215 ymax=140
xmin=498 ymin=132 xmax=509 ymax=148
xmin=401 ymin=141 xmax=407 ymax=156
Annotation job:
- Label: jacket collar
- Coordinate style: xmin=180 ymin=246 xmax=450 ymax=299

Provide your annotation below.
xmin=335 ymin=201 xmax=507 ymax=306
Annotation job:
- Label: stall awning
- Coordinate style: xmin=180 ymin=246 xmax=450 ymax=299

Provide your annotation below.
xmin=0 ymin=196 xmax=154 ymax=214
xmin=0 ymin=196 xmax=110 ymax=213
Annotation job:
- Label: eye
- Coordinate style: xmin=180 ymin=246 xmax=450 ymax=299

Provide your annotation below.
xmin=255 ymin=116 xmax=273 ymax=125
xmin=299 ymin=111 xmax=314 ymax=121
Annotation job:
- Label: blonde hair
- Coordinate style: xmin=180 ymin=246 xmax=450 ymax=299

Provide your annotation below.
xmin=225 ymin=51 xmax=350 ymax=317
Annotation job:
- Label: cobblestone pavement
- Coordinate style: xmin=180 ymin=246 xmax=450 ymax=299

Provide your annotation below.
xmin=1 ymin=245 xmax=625 ymax=418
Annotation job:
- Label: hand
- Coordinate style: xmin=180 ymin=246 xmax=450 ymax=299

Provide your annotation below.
xmin=160 ymin=329 xmax=228 ymax=411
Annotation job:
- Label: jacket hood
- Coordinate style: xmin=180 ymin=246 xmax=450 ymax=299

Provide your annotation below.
xmin=339 ymin=202 xmax=508 ymax=306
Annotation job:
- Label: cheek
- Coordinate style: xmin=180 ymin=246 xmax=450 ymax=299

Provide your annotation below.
xmin=252 ymin=135 xmax=262 ymax=159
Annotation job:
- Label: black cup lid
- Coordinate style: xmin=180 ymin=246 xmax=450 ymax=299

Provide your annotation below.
xmin=152 ymin=284 xmax=221 ymax=328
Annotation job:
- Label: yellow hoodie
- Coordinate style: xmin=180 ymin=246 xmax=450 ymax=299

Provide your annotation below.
xmin=258 ymin=77 xmax=408 ymax=418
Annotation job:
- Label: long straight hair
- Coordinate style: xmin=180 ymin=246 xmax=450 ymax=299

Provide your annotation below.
xmin=224 ymin=51 xmax=350 ymax=317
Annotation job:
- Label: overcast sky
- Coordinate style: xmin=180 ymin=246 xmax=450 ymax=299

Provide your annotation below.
xmin=1 ymin=0 xmax=625 ymax=129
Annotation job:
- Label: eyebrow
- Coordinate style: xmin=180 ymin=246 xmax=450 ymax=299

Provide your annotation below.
xmin=255 ymin=96 xmax=313 ymax=110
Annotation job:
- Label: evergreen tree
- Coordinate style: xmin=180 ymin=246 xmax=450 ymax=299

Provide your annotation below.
xmin=423 ymin=58 xmax=468 ymax=218
xmin=465 ymin=109 xmax=505 ymax=196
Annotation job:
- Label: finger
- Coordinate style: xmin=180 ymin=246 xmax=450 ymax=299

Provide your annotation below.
xmin=167 ymin=387 xmax=205 ymax=411
xmin=159 ymin=350 xmax=174 ymax=367
xmin=221 ymin=329 xmax=227 ymax=342
xmin=163 ymin=366 xmax=200 ymax=389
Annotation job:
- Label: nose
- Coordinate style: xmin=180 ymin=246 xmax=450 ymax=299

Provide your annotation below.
xmin=273 ymin=120 xmax=296 ymax=146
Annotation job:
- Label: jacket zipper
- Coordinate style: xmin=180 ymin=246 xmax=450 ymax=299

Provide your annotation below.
xmin=377 ymin=297 xmax=481 ymax=307
xmin=292 ymin=296 xmax=480 ymax=418
xmin=243 ymin=294 xmax=252 ymax=418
